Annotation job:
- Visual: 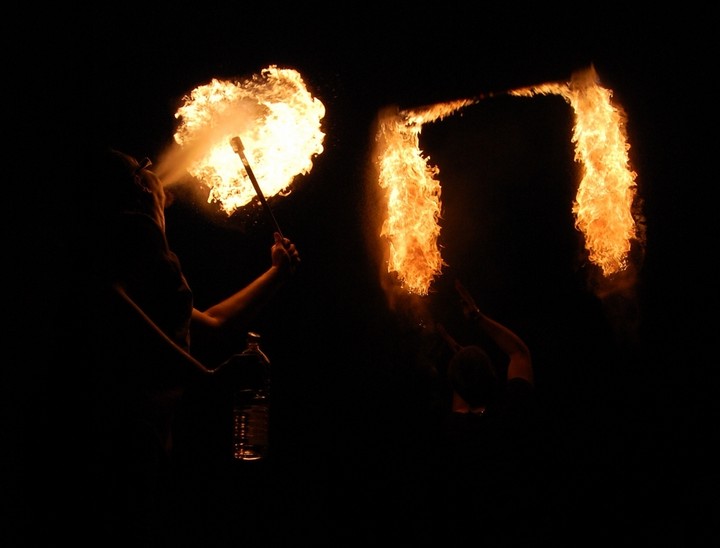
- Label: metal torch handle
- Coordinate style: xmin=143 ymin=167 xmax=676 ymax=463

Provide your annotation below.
xmin=230 ymin=136 xmax=284 ymax=239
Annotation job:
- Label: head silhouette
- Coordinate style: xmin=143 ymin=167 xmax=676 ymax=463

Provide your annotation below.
xmin=88 ymin=148 xmax=167 ymax=225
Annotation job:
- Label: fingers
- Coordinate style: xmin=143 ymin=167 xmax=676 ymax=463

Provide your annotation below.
xmin=273 ymin=232 xmax=294 ymax=250
xmin=272 ymin=232 xmax=291 ymax=252
xmin=272 ymin=232 xmax=301 ymax=268
xmin=287 ymin=242 xmax=301 ymax=265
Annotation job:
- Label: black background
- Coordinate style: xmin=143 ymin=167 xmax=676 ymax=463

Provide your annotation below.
xmin=10 ymin=5 xmax=714 ymax=545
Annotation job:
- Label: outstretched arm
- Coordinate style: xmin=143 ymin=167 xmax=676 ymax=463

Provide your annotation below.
xmin=192 ymin=232 xmax=301 ymax=331
xmin=455 ymin=278 xmax=533 ymax=385
xmin=436 ymin=322 xmax=463 ymax=354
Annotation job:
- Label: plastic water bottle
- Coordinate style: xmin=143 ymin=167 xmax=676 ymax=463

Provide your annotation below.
xmin=222 ymin=331 xmax=271 ymax=462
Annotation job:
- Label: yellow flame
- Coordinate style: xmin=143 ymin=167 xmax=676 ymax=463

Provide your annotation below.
xmin=375 ymin=100 xmax=476 ymax=295
xmin=510 ymin=66 xmax=640 ymax=276
xmin=373 ymin=64 xmax=641 ymax=300
xmin=173 ymin=66 xmax=325 ymax=215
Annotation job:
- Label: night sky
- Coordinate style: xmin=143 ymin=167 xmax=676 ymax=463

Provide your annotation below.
xmin=11 ymin=6 xmax=712 ymax=544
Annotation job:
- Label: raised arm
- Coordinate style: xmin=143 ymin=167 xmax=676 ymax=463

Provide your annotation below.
xmin=192 ymin=232 xmax=300 ymax=331
xmin=455 ymin=278 xmax=533 ymax=385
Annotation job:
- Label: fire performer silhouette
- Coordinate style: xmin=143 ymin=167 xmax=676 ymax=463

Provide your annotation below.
xmin=59 ymin=147 xmax=300 ymax=546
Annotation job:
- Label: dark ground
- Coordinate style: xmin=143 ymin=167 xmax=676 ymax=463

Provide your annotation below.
xmin=8 ymin=6 xmax=714 ymax=545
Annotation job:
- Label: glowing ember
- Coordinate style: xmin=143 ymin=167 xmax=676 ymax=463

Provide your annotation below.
xmin=173 ymin=66 xmax=325 ymax=215
xmin=375 ymin=100 xmax=476 ymax=295
xmin=511 ymin=66 xmax=641 ymax=276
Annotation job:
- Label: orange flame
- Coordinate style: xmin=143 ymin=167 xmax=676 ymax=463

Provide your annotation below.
xmin=375 ymin=100 xmax=476 ymax=295
xmin=172 ymin=66 xmax=325 ymax=215
xmin=511 ymin=66 xmax=641 ymax=276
